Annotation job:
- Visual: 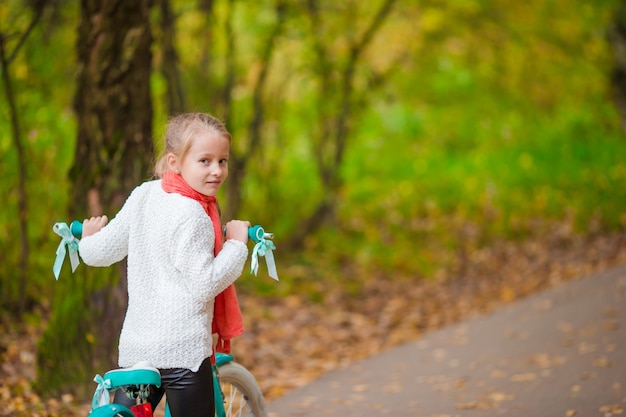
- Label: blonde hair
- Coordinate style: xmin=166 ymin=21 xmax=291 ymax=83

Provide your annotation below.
xmin=154 ymin=112 xmax=232 ymax=178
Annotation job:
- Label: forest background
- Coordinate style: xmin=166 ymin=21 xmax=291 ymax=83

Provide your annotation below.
xmin=1 ymin=0 xmax=626 ymax=415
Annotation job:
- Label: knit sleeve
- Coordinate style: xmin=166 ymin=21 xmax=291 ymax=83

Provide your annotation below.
xmin=78 ymin=186 xmax=139 ymax=267
xmin=170 ymin=216 xmax=248 ymax=302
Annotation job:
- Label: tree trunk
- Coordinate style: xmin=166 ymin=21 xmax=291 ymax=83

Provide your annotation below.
xmin=610 ymin=2 xmax=626 ymax=133
xmin=37 ymin=0 xmax=154 ymax=396
xmin=0 ymin=2 xmax=46 ymax=315
xmin=0 ymin=32 xmax=30 ymax=316
xmin=158 ymin=0 xmax=185 ymax=114
xmin=222 ymin=0 xmax=286 ymax=221
xmin=286 ymin=0 xmax=396 ymax=248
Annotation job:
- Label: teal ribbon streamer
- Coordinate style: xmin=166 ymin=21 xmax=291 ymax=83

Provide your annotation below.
xmin=251 ymin=239 xmax=279 ymax=281
xmin=92 ymin=374 xmax=112 ymax=409
xmin=52 ymin=222 xmax=80 ymax=280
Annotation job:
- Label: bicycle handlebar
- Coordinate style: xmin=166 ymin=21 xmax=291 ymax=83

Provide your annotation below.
xmin=55 ymin=220 xmax=278 ymax=280
xmin=69 ymin=220 xmax=83 ymax=239
xmin=246 ymin=225 xmax=274 ymax=243
xmin=69 ymin=220 xmax=274 ymax=243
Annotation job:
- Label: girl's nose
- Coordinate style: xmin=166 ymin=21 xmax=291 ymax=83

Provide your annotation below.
xmin=210 ymin=163 xmax=223 ymax=176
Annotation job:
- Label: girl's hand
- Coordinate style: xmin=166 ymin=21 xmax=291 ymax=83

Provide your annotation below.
xmin=225 ymin=220 xmax=251 ymax=243
xmin=82 ymin=215 xmax=108 ymax=237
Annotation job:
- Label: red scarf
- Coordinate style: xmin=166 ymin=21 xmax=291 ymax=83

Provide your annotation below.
xmin=161 ymin=171 xmax=244 ymax=353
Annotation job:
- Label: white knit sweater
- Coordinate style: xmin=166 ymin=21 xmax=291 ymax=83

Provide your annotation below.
xmin=78 ymin=180 xmax=248 ymax=371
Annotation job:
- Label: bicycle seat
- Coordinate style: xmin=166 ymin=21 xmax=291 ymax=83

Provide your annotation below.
xmin=104 ymin=361 xmax=161 ymax=388
xmin=89 ymin=404 xmax=135 ymax=417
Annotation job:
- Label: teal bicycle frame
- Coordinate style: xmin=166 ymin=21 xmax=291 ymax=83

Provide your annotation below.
xmin=212 ymin=353 xmax=236 ymax=417
xmin=89 ymin=353 xmax=235 ymax=417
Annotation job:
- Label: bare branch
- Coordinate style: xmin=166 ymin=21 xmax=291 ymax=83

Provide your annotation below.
xmin=5 ymin=1 xmax=47 ymax=64
xmin=222 ymin=0 xmax=236 ymax=124
xmin=335 ymin=0 xmax=397 ymax=172
xmin=0 ymin=29 xmax=29 ymax=314
xmin=290 ymin=0 xmax=399 ymax=245
xmin=351 ymin=0 xmax=397 ymax=59
xmin=244 ymin=0 xmax=288 ymax=166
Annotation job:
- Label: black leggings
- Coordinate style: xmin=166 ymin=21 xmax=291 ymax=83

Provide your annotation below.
xmin=113 ymin=357 xmax=214 ymax=417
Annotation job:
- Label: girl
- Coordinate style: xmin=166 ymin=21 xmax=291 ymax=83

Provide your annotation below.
xmin=79 ymin=112 xmax=250 ymax=417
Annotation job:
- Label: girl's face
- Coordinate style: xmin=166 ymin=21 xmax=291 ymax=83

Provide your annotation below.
xmin=169 ymin=130 xmax=230 ymax=196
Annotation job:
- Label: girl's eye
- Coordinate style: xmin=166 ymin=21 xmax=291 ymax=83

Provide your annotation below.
xmin=219 ymin=159 xmax=228 ymax=165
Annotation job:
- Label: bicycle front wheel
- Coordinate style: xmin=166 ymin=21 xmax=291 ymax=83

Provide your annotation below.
xmin=217 ymin=361 xmax=268 ymax=417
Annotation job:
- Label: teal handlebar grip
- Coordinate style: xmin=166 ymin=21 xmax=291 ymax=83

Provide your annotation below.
xmin=223 ymin=224 xmax=274 ymax=242
xmin=248 ymin=225 xmax=264 ymax=242
xmin=248 ymin=225 xmax=274 ymax=242
xmin=70 ymin=220 xmax=83 ymax=239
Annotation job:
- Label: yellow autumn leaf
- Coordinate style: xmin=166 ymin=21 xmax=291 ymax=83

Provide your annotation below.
xmin=500 ymin=286 xmax=515 ymax=302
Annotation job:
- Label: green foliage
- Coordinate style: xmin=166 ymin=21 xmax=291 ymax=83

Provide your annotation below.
xmin=278 ymin=0 xmax=625 ymax=280
xmin=0 ymin=2 xmax=78 ymax=309
xmin=36 ymin=285 xmax=93 ymax=394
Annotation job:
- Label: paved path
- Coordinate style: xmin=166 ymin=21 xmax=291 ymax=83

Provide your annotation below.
xmin=267 ymin=266 xmax=626 ymax=417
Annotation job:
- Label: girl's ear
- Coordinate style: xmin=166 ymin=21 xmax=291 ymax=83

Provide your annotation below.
xmin=166 ymin=153 xmax=179 ymax=173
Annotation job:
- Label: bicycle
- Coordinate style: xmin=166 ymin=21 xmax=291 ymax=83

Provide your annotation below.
xmin=89 ymin=354 xmax=267 ymax=417
xmin=53 ymin=220 xmax=278 ymax=417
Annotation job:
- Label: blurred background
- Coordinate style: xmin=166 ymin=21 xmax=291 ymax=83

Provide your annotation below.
xmin=1 ymin=0 xmax=626 ymax=415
